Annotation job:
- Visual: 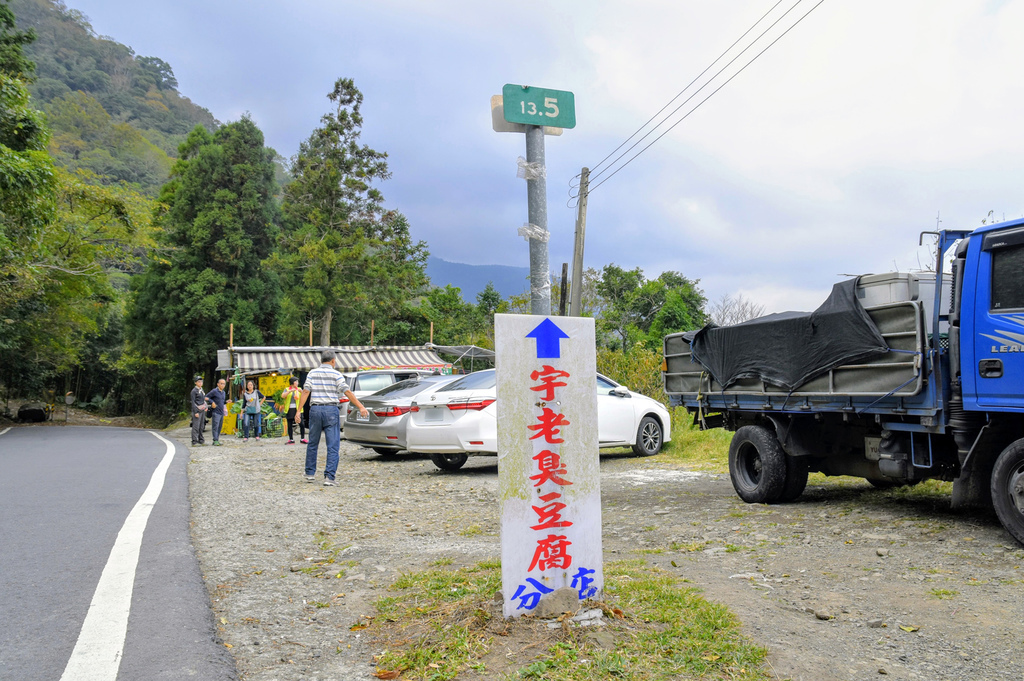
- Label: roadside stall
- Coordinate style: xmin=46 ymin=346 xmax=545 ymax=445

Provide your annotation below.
xmin=216 ymin=346 xmax=452 ymax=438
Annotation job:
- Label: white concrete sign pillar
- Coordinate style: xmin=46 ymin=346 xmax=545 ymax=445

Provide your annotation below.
xmin=495 ymin=314 xmax=602 ymax=618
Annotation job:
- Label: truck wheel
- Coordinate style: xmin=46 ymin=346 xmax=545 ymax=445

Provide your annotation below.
xmin=632 ymin=416 xmax=663 ymax=456
xmin=991 ymin=439 xmax=1024 ymax=546
xmin=429 ymin=452 xmax=468 ymax=471
xmin=779 ymin=456 xmax=808 ymax=502
xmin=729 ymin=425 xmax=787 ymax=504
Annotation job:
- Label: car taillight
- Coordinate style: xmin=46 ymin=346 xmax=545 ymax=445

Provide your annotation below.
xmin=447 ymin=398 xmax=496 ymax=412
xmin=373 ymin=406 xmax=412 ymax=418
xmin=410 ymin=405 xmax=420 ymax=412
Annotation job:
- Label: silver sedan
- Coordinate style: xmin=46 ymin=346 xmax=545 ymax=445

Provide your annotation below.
xmin=342 ymin=375 xmax=459 ymax=454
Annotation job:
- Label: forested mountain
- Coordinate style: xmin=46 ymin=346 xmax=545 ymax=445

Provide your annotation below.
xmin=12 ymin=0 xmax=217 ymax=193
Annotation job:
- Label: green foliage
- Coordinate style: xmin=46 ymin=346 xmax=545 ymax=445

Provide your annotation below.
xmin=13 ymin=0 xmax=216 ymax=137
xmin=597 ymin=264 xmax=707 ymax=350
xmin=127 ymin=117 xmax=281 ymax=385
xmin=45 ymin=90 xmax=173 ymax=193
xmin=0 ymin=0 xmax=34 ymax=79
xmin=596 ymin=345 xmax=667 ymax=402
xmin=273 ymin=78 xmax=429 ymax=346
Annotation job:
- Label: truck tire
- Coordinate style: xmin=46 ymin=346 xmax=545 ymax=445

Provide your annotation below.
xmin=429 ymin=452 xmax=468 ymax=471
xmin=729 ymin=425 xmax=787 ymax=504
xmin=631 ymin=416 xmax=663 ymax=456
xmin=991 ymin=439 xmax=1024 ymax=546
xmin=779 ymin=456 xmax=809 ymax=502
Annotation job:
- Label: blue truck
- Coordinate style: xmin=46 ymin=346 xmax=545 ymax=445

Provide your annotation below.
xmin=663 ymin=220 xmax=1024 ymax=545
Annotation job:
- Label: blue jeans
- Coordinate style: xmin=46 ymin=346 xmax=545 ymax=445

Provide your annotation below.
xmin=305 ymin=405 xmax=340 ymax=480
xmin=242 ymin=412 xmax=262 ymax=438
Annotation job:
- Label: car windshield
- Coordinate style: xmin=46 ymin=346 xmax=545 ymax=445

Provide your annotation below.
xmin=438 ymin=370 xmax=496 ymax=392
xmin=370 ymin=376 xmax=451 ymax=398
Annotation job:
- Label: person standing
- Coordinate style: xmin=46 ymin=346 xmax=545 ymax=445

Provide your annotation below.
xmin=296 ymin=350 xmax=368 ymax=485
xmin=281 ymin=377 xmax=306 ymax=445
xmin=205 ymin=378 xmax=228 ymax=446
xmin=190 ymin=376 xmax=207 ymax=446
xmin=241 ymin=380 xmax=265 ymax=442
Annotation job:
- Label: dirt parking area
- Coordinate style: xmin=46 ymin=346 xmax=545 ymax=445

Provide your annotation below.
xmin=185 ymin=430 xmax=1024 ymax=680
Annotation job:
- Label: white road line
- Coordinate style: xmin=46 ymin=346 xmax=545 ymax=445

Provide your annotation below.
xmin=0 ymin=427 xmax=10 ymax=436
xmin=59 ymin=431 xmax=177 ymax=681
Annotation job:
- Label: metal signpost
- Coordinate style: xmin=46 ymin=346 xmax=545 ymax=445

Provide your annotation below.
xmin=493 ymin=84 xmax=576 ymax=317
xmin=495 ymin=314 xmax=602 ymax=618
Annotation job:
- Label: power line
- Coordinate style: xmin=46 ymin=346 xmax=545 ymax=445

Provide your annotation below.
xmin=588 ymin=0 xmax=828 ymax=194
xmin=590 ymin=0 xmax=813 ymax=185
xmin=589 ymin=0 xmax=788 ymax=177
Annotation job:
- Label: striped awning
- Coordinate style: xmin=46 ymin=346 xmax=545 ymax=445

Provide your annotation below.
xmin=227 ymin=346 xmax=449 ymax=373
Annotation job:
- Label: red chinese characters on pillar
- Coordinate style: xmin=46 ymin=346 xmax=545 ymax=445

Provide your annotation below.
xmin=527 ymin=407 xmax=570 ymax=444
xmin=528 ymin=533 xmax=573 ymax=571
xmin=529 ymin=365 xmax=570 ymax=401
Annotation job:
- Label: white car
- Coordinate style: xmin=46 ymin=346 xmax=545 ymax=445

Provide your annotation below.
xmin=339 ymin=369 xmax=438 ymax=421
xmin=405 ymin=369 xmax=672 ymax=471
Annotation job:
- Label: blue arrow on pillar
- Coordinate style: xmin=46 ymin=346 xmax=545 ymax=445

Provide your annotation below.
xmin=526 ymin=318 xmax=570 ymax=359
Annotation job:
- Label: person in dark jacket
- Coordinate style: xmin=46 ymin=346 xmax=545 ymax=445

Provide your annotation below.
xmin=190 ymin=376 xmax=208 ymax=445
xmin=205 ymin=378 xmax=228 ymax=446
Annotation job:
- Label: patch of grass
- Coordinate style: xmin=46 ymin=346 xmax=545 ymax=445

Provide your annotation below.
xmin=431 ymin=557 xmax=454 ymax=566
xmin=655 ymin=420 xmax=733 ymax=473
xmin=460 ymin=524 xmax=484 ymax=537
xmin=371 ymin=559 xmax=769 ymax=680
xmin=928 ymin=588 xmax=958 ymax=599
xmin=670 ymin=540 xmax=708 ymax=552
xmin=634 ymin=548 xmax=664 ymax=555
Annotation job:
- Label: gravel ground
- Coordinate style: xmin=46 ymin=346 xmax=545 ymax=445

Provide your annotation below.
xmin=183 ymin=428 xmax=1024 ymax=681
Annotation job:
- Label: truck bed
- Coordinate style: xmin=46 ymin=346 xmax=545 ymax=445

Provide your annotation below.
xmin=665 ymin=300 xmax=934 ymax=413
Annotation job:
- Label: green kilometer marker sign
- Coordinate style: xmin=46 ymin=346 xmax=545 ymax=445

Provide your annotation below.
xmin=502 ymin=84 xmax=576 ymax=129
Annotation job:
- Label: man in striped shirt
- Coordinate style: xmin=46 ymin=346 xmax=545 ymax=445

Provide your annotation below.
xmin=296 ymin=350 xmax=368 ymax=486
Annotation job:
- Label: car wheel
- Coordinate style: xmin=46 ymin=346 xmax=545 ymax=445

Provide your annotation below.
xmin=372 ymin=447 xmax=398 ymax=456
xmin=728 ymin=425 xmax=787 ymax=504
xmin=429 ymin=452 xmax=468 ymax=471
xmin=631 ymin=416 xmax=663 ymax=456
xmin=991 ymin=438 xmax=1024 ymax=546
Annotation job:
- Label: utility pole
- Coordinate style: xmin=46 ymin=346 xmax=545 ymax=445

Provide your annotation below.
xmin=569 ymin=167 xmax=590 ymax=317
xmin=525 ymin=125 xmax=550 ymax=316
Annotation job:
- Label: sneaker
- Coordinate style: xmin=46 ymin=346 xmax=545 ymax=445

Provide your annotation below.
xmin=243 ymin=438 xmax=248 ymax=443
xmin=301 ymin=439 xmax=308 ymax=444
xmin=304 ymin=475 xmax=316 ymax=483
xmin=323 ymin=478 xmax=338 ymax=486
xmin=286 ymin=440 xmax=295 ymax=445
xmin=255 ymin=436 xmax=260 ymax=441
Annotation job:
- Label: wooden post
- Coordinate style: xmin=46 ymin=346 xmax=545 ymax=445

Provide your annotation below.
xmin=229 ymin=323 xmax=234 ymax=347
xmin=370 ymin=320 xmax=375 ymax=346
xmin=430 ymin=321 xmax=434 ymax=344
xmin=309 ymin=320 xmax=313 ymax=346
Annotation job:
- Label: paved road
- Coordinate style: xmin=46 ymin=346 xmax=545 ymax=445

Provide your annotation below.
xmin=0 ymin=426 xmax=236 ymax=681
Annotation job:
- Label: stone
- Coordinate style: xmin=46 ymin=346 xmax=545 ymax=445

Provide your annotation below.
xmin=868 ymin=618 xmax=885 ymax=628
xmin=815 ymin=610 xmax=833 ymax=620
xmin=533 ymin=587 xmax=581 ymax=618
xmin=877 ymin=548 xmax=890 ymax=557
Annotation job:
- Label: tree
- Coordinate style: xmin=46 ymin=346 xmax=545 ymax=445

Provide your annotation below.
xmin=0 ymin=0 xmax=34 ymax=79
xmin=596 ymin=265 xmax=707 ymax=350
xmin=707 ymin=293 xmax=765 ymax=326
xmin=273 ymin=78 xmax=428 ymax=346
xmin=127 ymin=117 xmax=281 ymax=382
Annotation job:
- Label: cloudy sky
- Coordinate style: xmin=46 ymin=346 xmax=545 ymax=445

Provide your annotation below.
xmin=71 ymin=0 xmax=1024 ymax=311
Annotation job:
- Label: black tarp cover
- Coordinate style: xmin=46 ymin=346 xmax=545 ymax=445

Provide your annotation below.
xmin=685 ymin=278 xmax=888 ymax=391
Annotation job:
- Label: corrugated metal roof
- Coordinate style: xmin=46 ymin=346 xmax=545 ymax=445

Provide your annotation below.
xmin=227 ymin=346 xmax=449 ymax=373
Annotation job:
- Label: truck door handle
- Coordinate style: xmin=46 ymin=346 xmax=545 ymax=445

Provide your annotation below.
xmin=979 ymin=359 xmax=1003 ymax=378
